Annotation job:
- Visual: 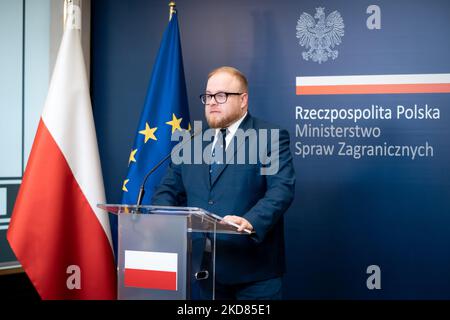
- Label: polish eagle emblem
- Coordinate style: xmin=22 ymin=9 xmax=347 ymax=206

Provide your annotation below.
xmin=296 ymin=7 xmax=345 ymax=64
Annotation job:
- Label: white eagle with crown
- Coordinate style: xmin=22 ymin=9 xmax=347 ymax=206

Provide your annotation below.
xmin=296 ymin=7 xmax=345 ymax=64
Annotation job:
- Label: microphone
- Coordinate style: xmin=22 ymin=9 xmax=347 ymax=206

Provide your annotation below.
xmin=135 ymin=129 xmax=200 ymax=207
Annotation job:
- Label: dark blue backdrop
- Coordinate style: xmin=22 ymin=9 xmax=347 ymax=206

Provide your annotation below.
xmin=91 ymin=0 xmax=450 ymax=299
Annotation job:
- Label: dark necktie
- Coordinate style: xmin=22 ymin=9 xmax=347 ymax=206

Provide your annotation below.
xmin=210 ymin=128 xmax=227 ymax=184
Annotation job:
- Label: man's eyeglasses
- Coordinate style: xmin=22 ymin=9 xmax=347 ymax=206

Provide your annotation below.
xmin=199 ymin=92 xmax=244 ymax=105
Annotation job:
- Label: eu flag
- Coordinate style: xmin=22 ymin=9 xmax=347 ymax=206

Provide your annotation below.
xmin=121 ymin=11 xmax=190 ymax=205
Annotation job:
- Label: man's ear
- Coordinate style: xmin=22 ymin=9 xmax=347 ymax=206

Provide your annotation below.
xmin=240 ymin=93 xmax=248 ymax=109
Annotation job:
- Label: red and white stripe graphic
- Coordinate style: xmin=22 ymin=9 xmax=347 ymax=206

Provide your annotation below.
xmin=124 ymin=250 xmax=178 ymax=291
xmin=7 ymin=5 xmax=116 ymax=300
xmin=296 ymin=73 xmax=450 ymax=95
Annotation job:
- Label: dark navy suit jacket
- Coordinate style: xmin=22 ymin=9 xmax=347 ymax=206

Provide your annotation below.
xmin=152 ymin=113 xmax=295 ymax=284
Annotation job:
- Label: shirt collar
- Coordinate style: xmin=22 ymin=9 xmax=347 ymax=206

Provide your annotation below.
xmin=215 ymin=111 xmax=248 ymax=137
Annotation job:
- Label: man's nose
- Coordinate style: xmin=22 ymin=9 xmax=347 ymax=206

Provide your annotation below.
xmin=208 ymin=95 xmax=218 ymax=106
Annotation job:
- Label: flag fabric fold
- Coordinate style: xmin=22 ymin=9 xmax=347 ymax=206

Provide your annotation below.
xmin=7 ymin=5 xmax=116 ymax=300
xmin=121 ymin=11 xmax=190 ymax=205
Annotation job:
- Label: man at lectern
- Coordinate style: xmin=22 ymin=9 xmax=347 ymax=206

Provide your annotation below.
xmin=152 ymin=66 xmax=295 ymax=300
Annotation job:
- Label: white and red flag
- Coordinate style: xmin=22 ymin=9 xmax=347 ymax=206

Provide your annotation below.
xmin=7 ymin=4 xmax=116 ymax=299
xmin=296 ymin=73 xmax=450 ymax=95
xmin=124 ymin=250 xmax=178 ymax=291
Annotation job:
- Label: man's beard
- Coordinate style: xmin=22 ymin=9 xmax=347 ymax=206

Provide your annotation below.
xmin=206 ymin=110 xmax=242 ymax=128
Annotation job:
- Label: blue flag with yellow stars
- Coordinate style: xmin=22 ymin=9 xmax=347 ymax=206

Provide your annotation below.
xmin=121 ymin=11 xmax=190 ymax=206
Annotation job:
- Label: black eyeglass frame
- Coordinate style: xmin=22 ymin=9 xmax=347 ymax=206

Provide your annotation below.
xmin=199 ymin=92 xmax=245 ymax=104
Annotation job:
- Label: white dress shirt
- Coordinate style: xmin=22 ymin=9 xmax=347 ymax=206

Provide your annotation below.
xmin=211 ymin=112 xmax=248 ymax=151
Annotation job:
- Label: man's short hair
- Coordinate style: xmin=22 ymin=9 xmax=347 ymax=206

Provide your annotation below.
xmin=208 ymin=66 xmax=248 ymax=92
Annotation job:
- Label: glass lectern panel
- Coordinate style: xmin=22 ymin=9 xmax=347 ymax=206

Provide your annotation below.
xmin=97 ymin=204 xmax=247 ymax=300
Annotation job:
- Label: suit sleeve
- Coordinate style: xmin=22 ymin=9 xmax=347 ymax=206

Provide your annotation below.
xmin=243 ymin=129 xmax=296 ymax=243
xmin=151 ymin=161 xmax=186 ymax=206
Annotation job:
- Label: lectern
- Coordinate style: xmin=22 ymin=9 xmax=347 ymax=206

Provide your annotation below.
xmin=98 ymin=204 xmax=246 ymax=300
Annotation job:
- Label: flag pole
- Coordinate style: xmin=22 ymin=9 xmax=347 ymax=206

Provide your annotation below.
xmin=169 ymin=1 xmax=176 ymax=21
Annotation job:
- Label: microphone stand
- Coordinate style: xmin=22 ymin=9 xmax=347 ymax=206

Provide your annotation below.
xmin=135 ymin=130 xmax=199 ymax=209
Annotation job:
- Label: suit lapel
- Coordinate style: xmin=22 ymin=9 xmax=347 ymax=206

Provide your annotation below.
xmin=210 ymin=113 xmax=253 ymax=188
xmin=202 ymin=132 xmax=214 ymax=189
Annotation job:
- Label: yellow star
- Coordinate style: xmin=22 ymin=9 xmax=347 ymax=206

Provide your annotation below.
xmin=166 ymin=113 xmax=183 ymax=134
xmin=128 ymin=149 xmax=137 ymax=165
xmin=139 ymin=123 xmax=158 ymax=143
xmin=187 ymin=123 xmax=192 ymax=132
xmin=122 ymin=179 xmax=129 ymax=192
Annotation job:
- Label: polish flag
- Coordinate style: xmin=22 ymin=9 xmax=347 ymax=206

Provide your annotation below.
xmin=7 ymin=4 xmax=116 ymax=299
xmin=296 ymin=73 xmax=450 ymax=95
xmin=124 ymin=250 xmax=178 ymax=291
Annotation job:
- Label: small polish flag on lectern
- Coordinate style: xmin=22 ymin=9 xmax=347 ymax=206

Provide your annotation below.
xmin=124 ymin=250 xmax=178 ymax=291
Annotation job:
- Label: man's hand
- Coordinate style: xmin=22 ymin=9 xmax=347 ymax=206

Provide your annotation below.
xmin=222 ymin=215 xmax=253 ymax=233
